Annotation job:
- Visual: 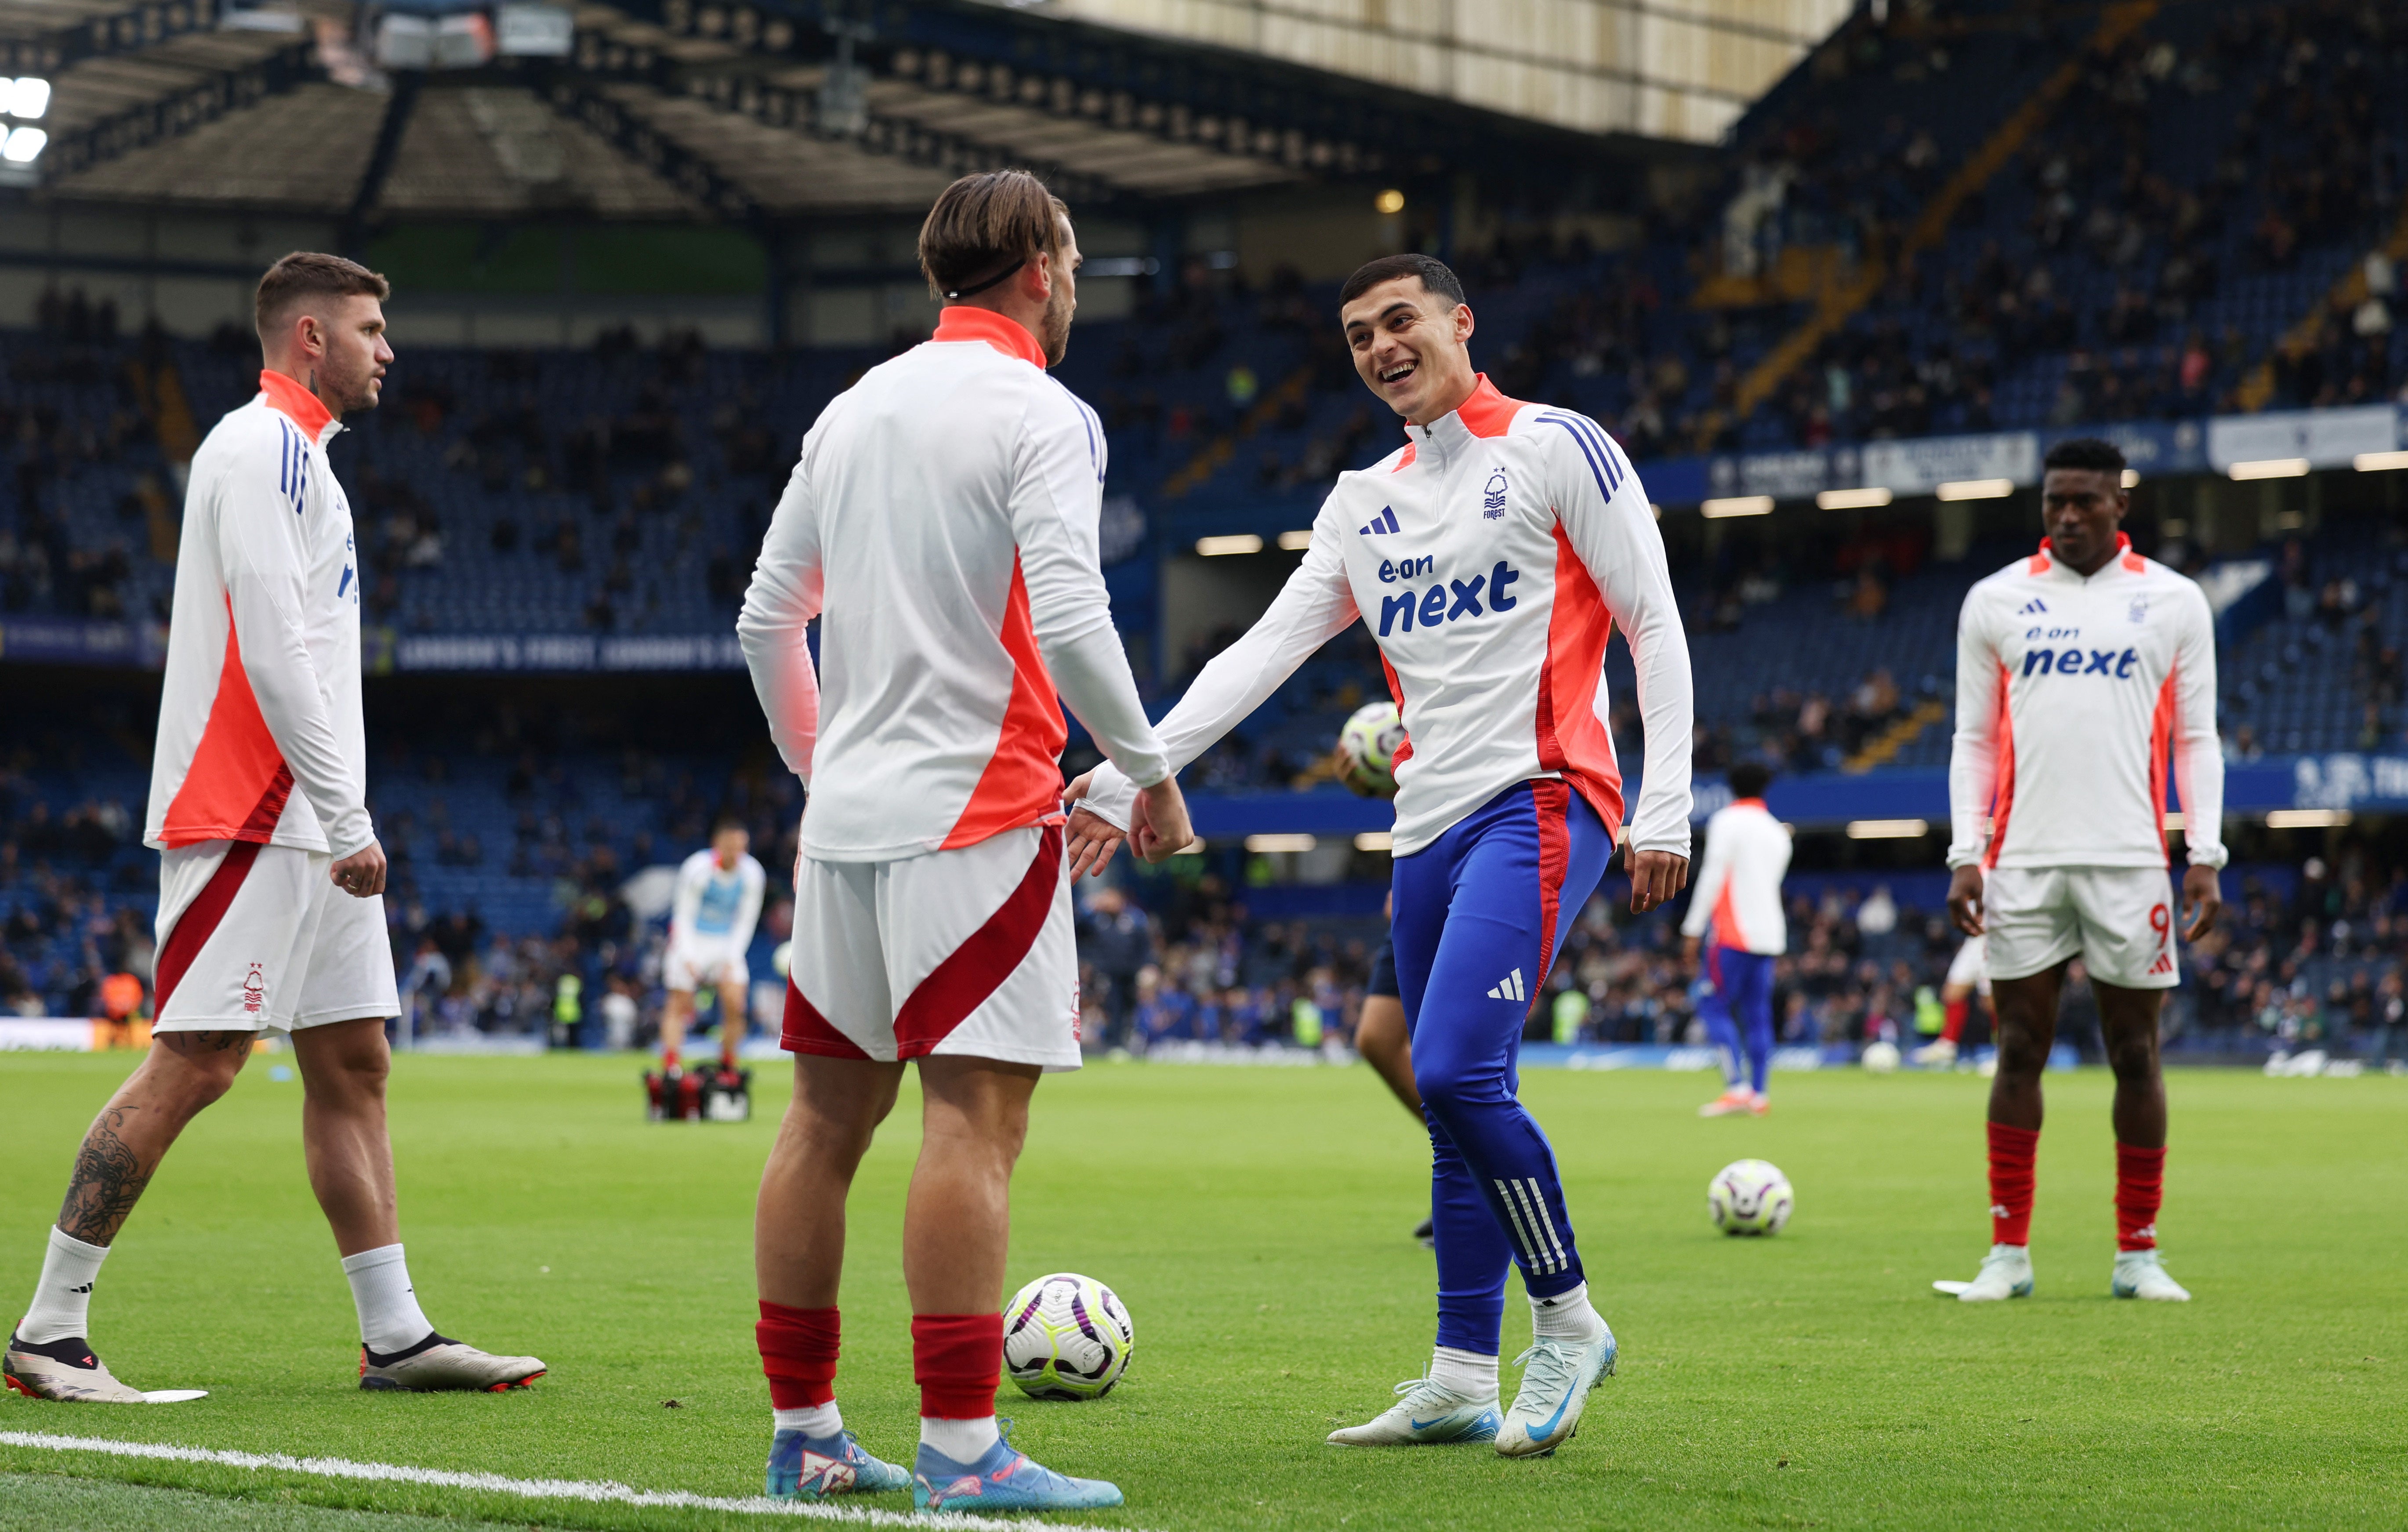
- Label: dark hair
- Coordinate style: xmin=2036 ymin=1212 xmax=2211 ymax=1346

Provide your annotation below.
xmin=712 ymin=811 xmax=747 ymax=836
xmin=1340 ymin=254 xmax=1465 ymax=309
xmin=1728 ymin=761 xmax=1773 ymax=800
xmin=255 ymin=251 xmax=389 ymax=339
xmin=2043 ymin=436 xmax=2127 ymax=476
xmin=918 ymin=170 xmax=1069 ymax=301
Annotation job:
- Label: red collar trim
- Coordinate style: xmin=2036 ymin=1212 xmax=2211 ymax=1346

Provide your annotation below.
xmin=2034 ymin=530 xmax=2132 ymax=572
xmin=259 ymin=370 xmax=334 ymax=437
xmin=932 ymin=306 xmax=1047 ymax=368
xmin=1730 ymin=797 xmax=1768 ymax=810
xmin=1454 ymin=374 xmax=1524 ymax=438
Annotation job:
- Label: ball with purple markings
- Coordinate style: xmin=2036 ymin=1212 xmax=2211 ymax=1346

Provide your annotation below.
xmin=1003 ymin=1272 xmax=1134 ymax=1400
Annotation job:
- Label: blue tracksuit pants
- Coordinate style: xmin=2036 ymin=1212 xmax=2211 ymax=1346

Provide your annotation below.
xmin=1697 ymin=944 xmax=1777 ymax=1095
xmin=1392 ymin=780 xmax=1611 ymax=1356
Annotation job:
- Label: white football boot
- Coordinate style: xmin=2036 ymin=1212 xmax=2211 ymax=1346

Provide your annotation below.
xmin=1326 ymin=1374 xmax=1500 ymax=1446
xmin=1910 ymin=1038 xmax=1957 ymax=1067
xmin=2111 ymin=1249 xmax=2191 ymax=1302
xmin=1495 ymin=1320 xmax=1617 ymax=1458
xmin=1934 ymin=1244 xmax=2033 ymax=1302
xmin=359 ymin=1333 xmax=545 ymax=1391
xmin=4 ymin=1332 xmax=144 ymax=1402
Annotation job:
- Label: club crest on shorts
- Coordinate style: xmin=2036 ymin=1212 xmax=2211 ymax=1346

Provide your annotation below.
xmin=242 ymin=962 xmax=266 ymax=1014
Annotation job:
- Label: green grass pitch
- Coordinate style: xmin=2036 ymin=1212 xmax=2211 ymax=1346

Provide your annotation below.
xmin=1 ymin=1050 xmax=2402 ymax=1530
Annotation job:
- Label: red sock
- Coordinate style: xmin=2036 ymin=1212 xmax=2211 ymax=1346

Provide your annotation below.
xmin=911 ymin=1313 xmax=1002 ymax=1420
xmin=1941 ymin=997 xmax=1968 ymax=1044
xmin=662 ymin=1046 xmax=682 ymax=1071
xmin=1987 ymin=1121 xmax=2039 ymax=1247
xmin=757 ymin=1301 xmax=839 ymax=1409
xmin=2115 ymin=1142 xmax=2165 ymax=1252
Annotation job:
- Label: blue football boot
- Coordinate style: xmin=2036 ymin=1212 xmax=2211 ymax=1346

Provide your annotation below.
xmin=912 ymin=1423 xmax=1123 ymax=1512
xmin=766 ymin=1426 xmax=911 ymax=1499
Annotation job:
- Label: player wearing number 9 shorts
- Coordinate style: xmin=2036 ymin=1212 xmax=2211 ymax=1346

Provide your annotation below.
xmin=1937 ymin=438 xmax=2224 ymax=1307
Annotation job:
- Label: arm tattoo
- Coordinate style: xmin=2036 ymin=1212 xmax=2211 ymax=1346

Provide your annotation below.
xmin=58 ymin=1107 xmax=152 ymax=1245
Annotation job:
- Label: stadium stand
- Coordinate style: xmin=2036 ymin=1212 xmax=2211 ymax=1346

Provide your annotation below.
xmin=5 ymin=0 xmax=2407 ymax=1064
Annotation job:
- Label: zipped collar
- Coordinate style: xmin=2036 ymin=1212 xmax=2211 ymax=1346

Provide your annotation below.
xmin=1401 ymin=374 xmax=1520 ymax=469
xmin=258 ymin=369 xmax=343 ymax=447
xmin=931 ymin=305 xmax=1048 ymax=368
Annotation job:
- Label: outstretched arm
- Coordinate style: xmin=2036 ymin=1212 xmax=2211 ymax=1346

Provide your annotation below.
xmin=1072 ymin=512 xmax=1359 ymax=840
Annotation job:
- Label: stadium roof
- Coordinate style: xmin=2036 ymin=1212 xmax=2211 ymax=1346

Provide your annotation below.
xmin=0 ymin=0 xmax=1707 ymax=226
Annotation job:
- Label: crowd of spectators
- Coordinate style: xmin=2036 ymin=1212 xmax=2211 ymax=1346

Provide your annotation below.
xmin=1734 ymin=0 xmax=2408 ymax=453
xmin=5 ymin=716 xmax=2402 ymax=1068
xmin=2182 ymin=847 xmax=2408 ymax=1060
xmin=1073 ymin=846 xmax=2408 ymax=1065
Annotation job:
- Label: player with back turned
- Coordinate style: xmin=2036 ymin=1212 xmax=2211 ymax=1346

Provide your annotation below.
xmin=5 ymin=254 xmax=542 ymax=1403
xmin=736 ymin=171 xmax=1190 ymax=1510
xmin=1936 ymin=437 xmax=2223 ymax=1304
xmin=1070 ymin=254 xmax=1695 ymax=1460
xmin=1684 ymin=760 xmax=1790 ymax=1117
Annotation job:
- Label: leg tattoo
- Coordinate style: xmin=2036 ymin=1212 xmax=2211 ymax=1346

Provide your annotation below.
xmin=59 ymin=1107 xmax=152 ymax=1245
xmin=55 ymin=1031 xmax=247 ymax=1245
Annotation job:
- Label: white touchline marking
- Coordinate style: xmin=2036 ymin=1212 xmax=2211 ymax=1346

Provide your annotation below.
xmin=0 ymin=1431 xmax=1137 ymax=1532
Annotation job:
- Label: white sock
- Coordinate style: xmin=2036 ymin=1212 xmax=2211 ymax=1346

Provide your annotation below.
xmin=920 ymin=1416 xmax=1000 ymax=1463
xmin=1429 ymin=1345 xmax=1498 ymax=1400
xmin=19 ymin=1227 xmax=110 ymax=1345
xmin=1531 ymin=1282 xmax=1604 ymax=1340
xmin=341 ymin=1244 xmax=435 ymax=1354
xmin=774 ymin=1402 xmax=843 ymax=1438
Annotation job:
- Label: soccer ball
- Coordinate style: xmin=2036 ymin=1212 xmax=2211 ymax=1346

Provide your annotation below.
xmin=1708 ymin=1158 xmax=1794 ymax=1236
xmin=1337 ymin=701 xmax=1407 ymax=794
xmin=1861 ymin=1040 xmax=1901 ymax=1073
xmin=1003 ymin=1273 xmax=1134 ymax=1400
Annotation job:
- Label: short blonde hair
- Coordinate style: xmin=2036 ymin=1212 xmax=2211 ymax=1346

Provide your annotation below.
xmin=918 ymin=171 xmax=1068 ymax=300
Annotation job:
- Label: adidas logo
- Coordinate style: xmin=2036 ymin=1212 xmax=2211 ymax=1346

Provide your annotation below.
xmin=1989 ymin=1205 xmax=2011 ymax=1220
xmin=2149 ymin=952 xmax=2175 ymax=975
xmin=2018 ymin=598 xmax=2048 ymax=614
xmin=1487 ymin=968 xmax=1527 ymax=1002
xmin=1358 ymin=505 xmax=1400 ymax=536
xmin=68 ymin=1284 xmax=92 ymax=1295
xmin=2130 ymin=1224 xmax=2157 ymax=1242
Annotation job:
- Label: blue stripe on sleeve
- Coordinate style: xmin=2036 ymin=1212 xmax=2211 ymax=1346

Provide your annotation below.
xmin=1536 ymin=411 xmax=1621 ymax=500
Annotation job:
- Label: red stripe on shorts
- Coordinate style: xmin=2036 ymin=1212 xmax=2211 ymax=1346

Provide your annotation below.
xmin=154 ymin=840 xmax=264 ymax=1015
xmin=1530 ymin=779 xmax=1571 ymax=1019
xmin=892 ymin=825 xmax=1063 ymax=1059
xmin=781 ymin=979 xmax=873 ymax=1059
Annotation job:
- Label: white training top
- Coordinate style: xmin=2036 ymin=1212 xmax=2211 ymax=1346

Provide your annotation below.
xmin=145 ymin=370 xmax=373 ymax=859
xmin=670 ymin=848 xmax=766 ymax=952
xmin=1679 ymin=798 xmax=1791 ymax=955
xmin=1083 ymin=376 xmax=1694 ymax=857
xmin=739 ymin=307 xmax=1170 ymax=862
xmin=1947 ymin=534 xmax=2227 ymax=873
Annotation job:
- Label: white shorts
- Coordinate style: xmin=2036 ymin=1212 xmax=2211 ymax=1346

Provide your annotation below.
xmin=155 ymin=839 xmax=401 ymax=1033
xmin=783 ymin=824 xmax=1081 ymax=1071
xmin=1984 ymin=865 xmax=2180 ymax=991
xmin=1944 ymin=935 xmax=1991 ymax=997
xmin=664 ymin=941 xmax=747 ymax=993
